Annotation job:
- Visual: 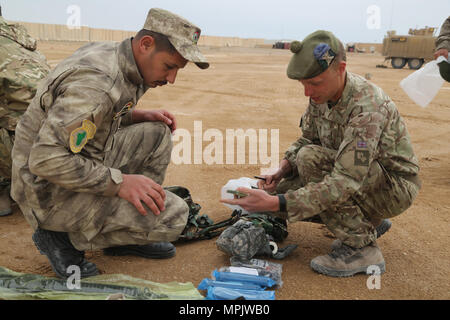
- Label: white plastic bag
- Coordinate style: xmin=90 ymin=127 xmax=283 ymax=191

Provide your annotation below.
xmin=221 ymin=177 xmax=258 ymax=213
xmin=400 ymin=56 xmax=446 ymax=108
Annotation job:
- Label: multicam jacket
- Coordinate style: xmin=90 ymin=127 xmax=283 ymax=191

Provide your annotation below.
xmin=436 ymin=16 xmax=450 ymax=51
xmin=0 ymin=16 xmax=50 ymax=131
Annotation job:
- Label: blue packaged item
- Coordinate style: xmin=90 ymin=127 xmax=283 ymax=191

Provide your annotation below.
xmin=206 ymin=286 xmax=275 ymax=300
xmin=228 ymin=258 xmax=284 ymax=287
xmin=212 ymin=270 xmax=276 ymax=288
xmin=198 ymin=278 xmax=264 ymax=291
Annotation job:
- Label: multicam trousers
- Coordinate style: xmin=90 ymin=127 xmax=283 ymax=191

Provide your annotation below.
xmin=0 ymin=128 xmax=13 ymax=190
xmin=0 ymin=100 xmax=29 ymax=193
xmin=277 ymin=145 xmax=420 ymax=248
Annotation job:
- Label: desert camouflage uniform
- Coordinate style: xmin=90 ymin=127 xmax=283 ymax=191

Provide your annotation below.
xmin=11 ymin=38 xmax=189 ymax=251
xmin=0 ymin=17 xmax=50 ymax=191
xmin=436 ymin=16 xmax=450 ymax=51
xmin=276 ymin=72 xmax=421 ymax=248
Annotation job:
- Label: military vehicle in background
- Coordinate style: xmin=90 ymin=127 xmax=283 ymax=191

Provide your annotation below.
xmin=273 ymin=41 xmax=291 ymax=50
xmin=382 ymin=27 xmax=437 ymax=70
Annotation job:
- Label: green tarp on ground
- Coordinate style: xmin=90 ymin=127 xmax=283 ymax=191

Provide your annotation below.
xmin=0 ymin=266 xmax=204 ymax=300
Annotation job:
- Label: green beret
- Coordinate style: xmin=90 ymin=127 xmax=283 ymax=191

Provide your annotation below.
xmin=287 ymin=30 xmax=343 ymax=80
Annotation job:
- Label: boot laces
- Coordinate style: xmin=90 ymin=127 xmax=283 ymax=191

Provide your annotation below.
xmin=329 ymin=244 xmax=355 ymax=259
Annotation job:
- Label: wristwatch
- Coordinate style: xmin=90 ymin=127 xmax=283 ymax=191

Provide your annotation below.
xmin=277 ymin=194 xmax=287 ymax=212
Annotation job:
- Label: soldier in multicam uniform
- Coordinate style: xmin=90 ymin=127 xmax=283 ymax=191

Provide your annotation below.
xmin=11 ymin=8 xmax=209 ymax=279
xmin=222 ymin=31 xmax=421 ymax=277
xmin=434 ymin=16 xmax=450 ymax=60
xmin=0 ymin=7 xmax=50 ymax=216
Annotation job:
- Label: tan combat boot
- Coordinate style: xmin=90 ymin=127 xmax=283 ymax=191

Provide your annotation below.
xmin=310 ymin=242 xmax=385 ymax=277
xmin=0 ymin=188 xmax=12 ymax=217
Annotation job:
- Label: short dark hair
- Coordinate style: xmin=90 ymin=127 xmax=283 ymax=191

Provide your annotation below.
xmin=337 ymin=41 xmax=347 ymax=62
xmin=332 ymin=41 xmax=347 ymax=68
xmin=327 ymin=42 xmax=346 ymax=72
xmin=135 ymin=29 xmax=177 ymax=54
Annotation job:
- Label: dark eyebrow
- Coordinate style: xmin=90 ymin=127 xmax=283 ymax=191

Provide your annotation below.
xmin=165 ymin=63 xmax=177 ymax=69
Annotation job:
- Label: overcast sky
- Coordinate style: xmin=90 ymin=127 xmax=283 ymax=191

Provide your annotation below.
xmin=2 ymin=0 xmax=449 ymax=43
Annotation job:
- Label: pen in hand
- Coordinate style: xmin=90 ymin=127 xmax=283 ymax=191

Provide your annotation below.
xmin=254 ymin=175 xmax=267 ymax=182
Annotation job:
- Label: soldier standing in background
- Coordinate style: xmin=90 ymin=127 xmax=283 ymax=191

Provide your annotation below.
xmin=435 ymin=16 xmax=450 ymax=83
xmin=222 ymin=30 xmax=421 ymax=277
xmin=0 ymin=6 xmax=50 ymax=216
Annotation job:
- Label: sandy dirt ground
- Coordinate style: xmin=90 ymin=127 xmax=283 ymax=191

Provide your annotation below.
xmin=0 ymin=41 xmax=449 ymax=300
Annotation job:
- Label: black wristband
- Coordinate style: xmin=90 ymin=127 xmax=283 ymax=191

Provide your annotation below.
xmin=277 ymin=194 xmax=287 ymax=212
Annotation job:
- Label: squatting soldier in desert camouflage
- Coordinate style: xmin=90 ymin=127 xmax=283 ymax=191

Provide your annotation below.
xmin=0 ymin=9 xmax=50 ymax=216
xmin=11 ymin=8 xmax=209 ymax=279
xmin=222 ymin=30 xmax=421 ymax=277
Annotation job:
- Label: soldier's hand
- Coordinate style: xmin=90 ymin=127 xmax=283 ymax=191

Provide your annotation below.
xmin=148 ymin=109 xmax=177 ymax=133
xmin=118 ymin=174 xmax=166 ymax=216
xmin=257 ymin=172 xmax=282 ymax=193
xmin=131 ymin=109 xmax=177 ymax=133
xmin=434 ymin=48 xmax=449 ymax=60
xmin=220 ymin=187 xmax=279 ymax=212
xmin=257 ymin=159 xmax=291 ymax=193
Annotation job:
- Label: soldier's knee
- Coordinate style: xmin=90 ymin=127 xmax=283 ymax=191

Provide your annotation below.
xmin=142 ymin=122 xmax=173 ymax=152
xmin=296 ymin=145 xmax=323 ymax=173
xmin=165 ymin=191 xmax=189 ymax=219
xmin=296 ymin=145 xmax=324 ymax=163
xmin=142 ymin=121 xmax=170 ymax=137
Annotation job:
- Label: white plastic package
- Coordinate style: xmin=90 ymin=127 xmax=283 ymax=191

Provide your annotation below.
xmin=220 ymin=177 xmax=258 ymax=213
xmin=400 ymin=56 xmax=446 ymax=108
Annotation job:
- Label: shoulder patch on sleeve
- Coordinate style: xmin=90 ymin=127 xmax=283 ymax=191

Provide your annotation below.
xmin=69 ymin=119 xmax=97 ymax=153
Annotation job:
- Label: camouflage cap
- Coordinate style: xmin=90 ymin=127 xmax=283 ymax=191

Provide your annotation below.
xmin=143 ymin=8 xmax=209 ymax=69
xmin=287 ymin=30 xmax=343 ymax=80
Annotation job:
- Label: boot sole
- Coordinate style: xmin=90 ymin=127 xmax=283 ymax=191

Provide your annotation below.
xmin=32 ymin=231 xmax=99 ymax=279
xmin=104 ymin=246 xmax=176 ymax=259
xmin=310 ymin=260 xmax=386 ymax=278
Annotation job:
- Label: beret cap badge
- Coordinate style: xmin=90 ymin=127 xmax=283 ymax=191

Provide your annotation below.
xmin=314 ymin=43 xmax=336 ymax=70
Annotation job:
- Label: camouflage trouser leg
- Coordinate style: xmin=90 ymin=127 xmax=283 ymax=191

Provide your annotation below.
xmin=281 ymin=144 xmax=419 ymax=248
xmin=276 ymin=174 xmax=324 ymax=224
xmin=276 ymin=175 xmax=303 ymax=194
xmin=0 ymin=128 xmax=14 ymax=192
xmin=41 ymin=122 xmax=188 ymax=251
